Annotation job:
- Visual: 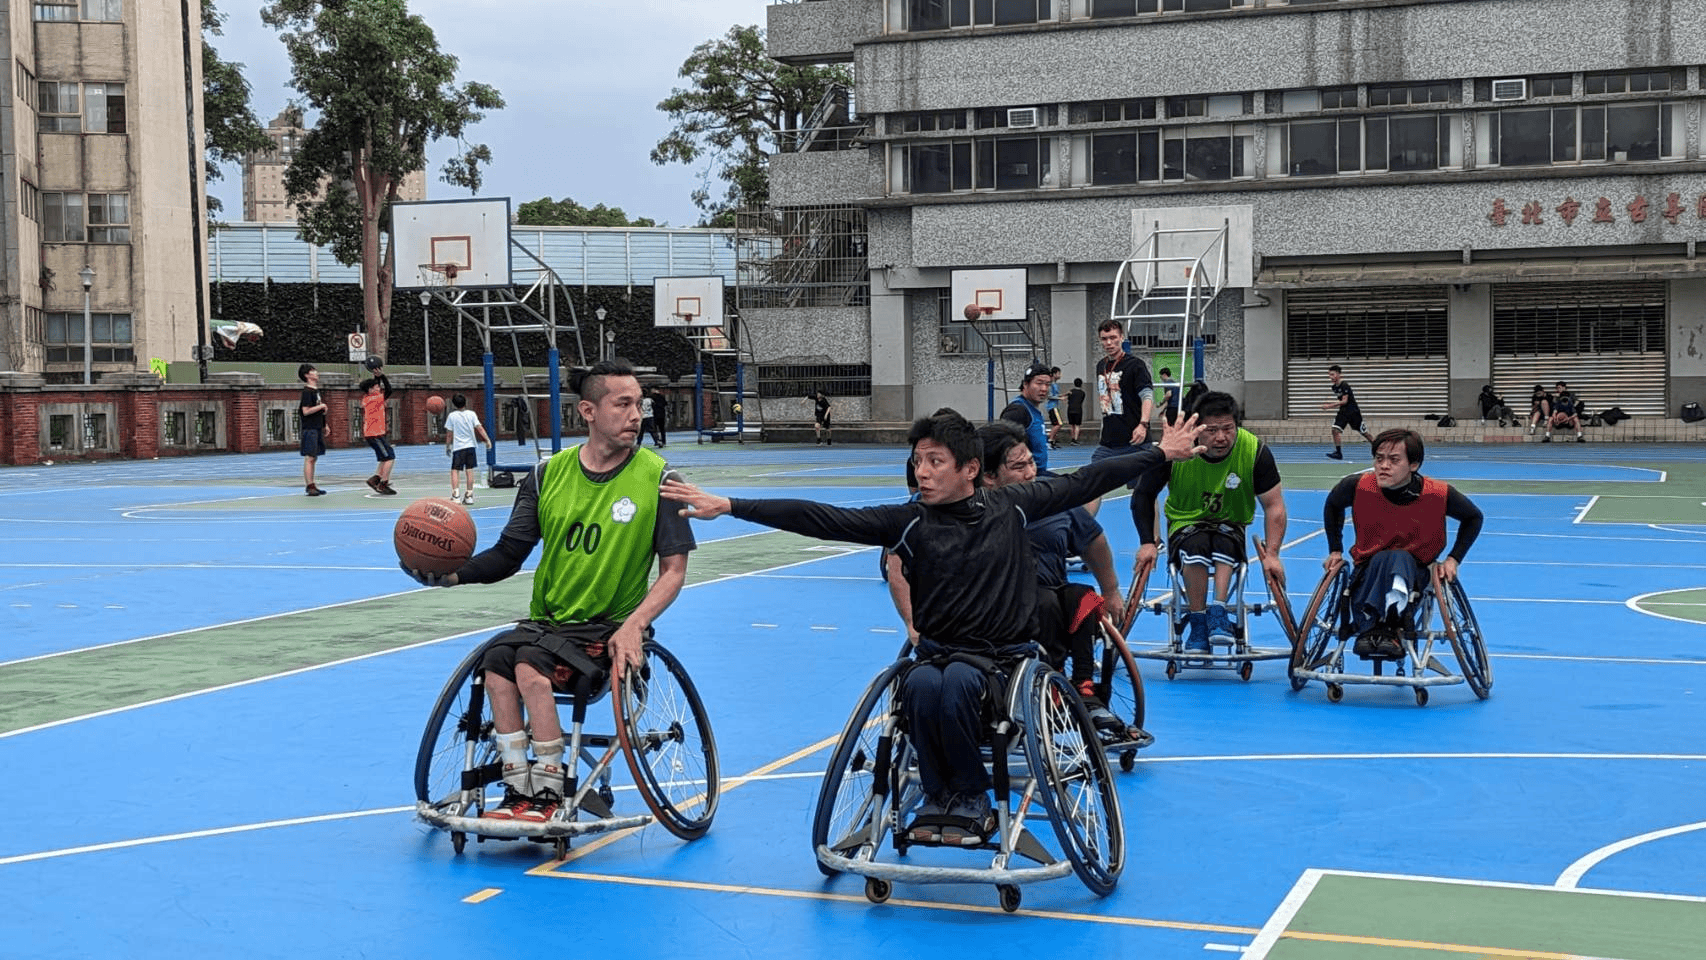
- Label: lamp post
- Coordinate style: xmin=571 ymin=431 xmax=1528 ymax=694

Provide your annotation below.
xmin=418 ymin=290 xmax=433 ymax=379
xmin=78 ymin=265 xmax=94 ymax=385
xmin=606 ymin=328 xmax=615 ymax=362
xmin=594 ymin=306 xmax=608 ymax=361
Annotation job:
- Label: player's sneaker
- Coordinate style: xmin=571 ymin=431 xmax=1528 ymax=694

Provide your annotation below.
xmin=462 ymin=493 xmax=474 ymax=505
xmin=905 ymin=794 xmax=948 ymax=844
xmin=365 ymin=475 xmax=382 ymax=492
xmin=485 ymin=785 xmax=533 ymax=821
xmin=379 ymin=481 xmax=398 ymax=495
xmin=1325 ymin=450 xmax=1344 ymax=460
xmin=1183 ymin=611 xmax=1210 ymax=653
xmin=515 ymin=787 xmax=562 ymax=823
xmin=1206 ymin=604 xmax=1235 ymax=641
xmin=1575 ymin=433 xmax=1585 ymax=443
xmin=1542 ymin=434 xmax=1552 ymax=443
xmin=940 ymin=792 xmax=994 ymax=847
xmin=305 ymin=484 xmax=326 ymax=497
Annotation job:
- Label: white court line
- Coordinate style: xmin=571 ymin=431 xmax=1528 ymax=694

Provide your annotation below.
xmin=1556 ymin=820 xmax=1706 ymax=889
xmin=1625 ymin=589 xmax=1706 ymax=626
xmin=1572 ymin=495 xmax=1600 ymax=524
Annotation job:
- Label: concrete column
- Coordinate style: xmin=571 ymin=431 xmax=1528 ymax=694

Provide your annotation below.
xmin=1448 ymin=284 xmax=1492 ymax=417
xmin=1242 ymin=290 xmax=1285 ymax=419
xmin=1669 ymin=278 xmax=1706 ymax=411
xmin=869 ymin=268 xmax=912 ymax=422
xmin=1049 ymin=284 xmax=1090 ymax=387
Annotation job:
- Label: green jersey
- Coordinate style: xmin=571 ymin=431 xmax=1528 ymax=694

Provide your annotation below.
xmin=1163 ymin=428 xmax=1259 ymax=529
xmin=530 ymin=446 xmax=665 ymax=624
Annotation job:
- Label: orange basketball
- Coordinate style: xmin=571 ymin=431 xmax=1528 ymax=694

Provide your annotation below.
xmin=963 ymin=303 xmax=983 ymax=322
xmin=426 ymin=395 xmax=446 ymax=416
xmin=394 ymin=497 xmax=476 ymax=575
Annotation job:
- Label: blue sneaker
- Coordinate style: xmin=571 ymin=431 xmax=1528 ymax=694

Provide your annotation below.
xmin=1206 ymin=604 xmax=1235 ymax=641
xmin=1183 ymin=611 xmax=1210 ymax=653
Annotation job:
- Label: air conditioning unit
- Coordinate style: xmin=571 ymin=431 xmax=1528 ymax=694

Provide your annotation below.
xmin=1492 ymin=78 xmax=1528 ymax=102
xmin=1006 ymin=107 xmax=1039 ymax=129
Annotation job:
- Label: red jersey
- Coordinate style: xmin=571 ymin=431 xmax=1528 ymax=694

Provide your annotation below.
xmin=1350 ymin=472 xmax=1448 ymax=565
xmin=362 ymin=389 xmax=388 ymax=438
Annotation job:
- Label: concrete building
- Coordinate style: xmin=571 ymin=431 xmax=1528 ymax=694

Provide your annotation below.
xmin=760 ymin=0 xmax=1706 ymax=426
xmin=0 ymin=0 xmax=209 ymax=382
xmin=242 ymin=109 xmax=427 ymax=223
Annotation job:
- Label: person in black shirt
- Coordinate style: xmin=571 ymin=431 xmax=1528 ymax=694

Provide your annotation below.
xmin=1089 ymin=319 xmax=1155 ymax=513
xmin=1477 ymin=384 xmax=1513 ymax=427
xmin=813 ymin=390 xmax=833 ymax=445
xmin=1066 ymin=377 xmax=1086 ymax=445
xmin=1320 ymin=364 xmax=1374 ymax=460
xmin=297 ymin=363 xmax=328 ymax=496
xmin=662 ymin=409 xmax=1206 ymax=847
xmin=1546 ymin=381 xmax=1584 ymax=443
xmin=1526 ymin=384 xmax=1551 ymax=435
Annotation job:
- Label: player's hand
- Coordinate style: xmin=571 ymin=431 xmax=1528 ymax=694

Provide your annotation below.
xmin=1135 ymin=542 xmax=1159 ymax=575
xmin=399 ymin=561 xmax=458 ymax=587
xmin=1130 ymin=422 xmax=1148 ymax=445
xmin=1438 ymin=557 xmax=1459 ymax=583
xmin=661 ymin=478 xmax=731 ymax=520
xmin=1103 ymin=592 xmax=1125 ymax=629
xmin=609 ymin=620 xmax=646 ymax=678
xmin=1261 ymin=553 xmax=1288 ymax=592
xmin=1323 ymin=551 xmax=1343 ymax=574
xmin=1158 ymin=413 xmax=1207 ymax=461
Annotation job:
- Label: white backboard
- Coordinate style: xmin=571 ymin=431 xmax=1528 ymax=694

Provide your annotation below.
xmin=392 ymin=198 xmax=513 ymax=290
xmin=653 ymin=276 xmax=725 ymax=327
xmin=1129 ymin=205 xmax=1254 ymax=288
xmin=950 ymin=268 xmax=1028 ymax=322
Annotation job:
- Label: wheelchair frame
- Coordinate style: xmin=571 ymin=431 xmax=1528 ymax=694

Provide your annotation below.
xmin=1288 ymin=558 xmax=1493 ymax=707
xmin=1085 ymin=612 xmax=1154 ymax=771
xmin=812 ymin=650 xmax=1124 ymax=913
xmin=414 ymin=634 xmax=720 ymax=860
xmin=1124 ymin=532 xmax=1293 ymax=681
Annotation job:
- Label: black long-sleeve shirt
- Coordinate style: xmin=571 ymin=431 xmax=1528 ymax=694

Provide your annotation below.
xmin=1322 ymin=473 xmax=1484 ymax=562
xmin=730 ymin=447 xmax=1168 ymax=650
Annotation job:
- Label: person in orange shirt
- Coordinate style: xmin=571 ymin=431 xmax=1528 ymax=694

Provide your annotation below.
xmin=358 ymin=364 xmax=398 ymax=495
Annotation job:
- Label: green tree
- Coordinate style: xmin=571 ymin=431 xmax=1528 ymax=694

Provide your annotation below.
xmin=651 ymin=25 xmax=850 ymax=227
xmin=261 ymin=0 xmax=503 ymax=358
xmin=201 ymin=0 xmax=274 ymax=219
xmin=515 ymin=197 xmax=658 ymax=228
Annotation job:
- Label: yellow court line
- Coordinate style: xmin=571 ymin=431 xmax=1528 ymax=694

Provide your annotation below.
xmin=1277 ymin=928 xmax=1622 ymax=960
xmin=534 ymin=868 xmax=1262 ymax=935
xmin=461 ymin=888 xmax=502 ymax=904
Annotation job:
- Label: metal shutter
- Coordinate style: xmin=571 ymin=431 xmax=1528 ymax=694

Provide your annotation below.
xmin=1284 ymin=287 xmax=1450 ymax=419
xmin=1491 ymin=282 xmax=1668 ymax=417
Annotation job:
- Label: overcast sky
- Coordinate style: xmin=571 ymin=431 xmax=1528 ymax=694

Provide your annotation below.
xmin=207 ymin=0 xmax=772 ymax=227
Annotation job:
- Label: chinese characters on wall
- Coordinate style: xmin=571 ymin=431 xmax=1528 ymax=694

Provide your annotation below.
xmin=1490 ymin=192 xmax=1698 ymax=227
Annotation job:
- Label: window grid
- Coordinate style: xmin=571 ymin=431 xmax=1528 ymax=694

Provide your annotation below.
xmin=37 ymin=81 xmax=79 ymax=132
xmin=905 ymin=136 xmax=1053 ymax=193
xmin=43 ymin=312 xmax=134 ymax=363
xmin=33 ymin=2 xmax=76 ymax=21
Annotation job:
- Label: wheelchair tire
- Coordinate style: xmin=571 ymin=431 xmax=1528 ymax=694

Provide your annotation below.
xmin=1091 ymin=616 xmax=1146 ymax=732
xmin=1439 ymin=578 xmax=1493 ymax=700
xmin=1290 ymin=565 xmax=1349 ymax=692
xmin=614 ymin=640 xmax=720 ymax=841
xmin=414 ymin=641 xmax=495 ymax=815
xmin=811 ymin=659 xmax=911 ymax=878
xmin=1021 ymin=661 xmax=1124 ymax=897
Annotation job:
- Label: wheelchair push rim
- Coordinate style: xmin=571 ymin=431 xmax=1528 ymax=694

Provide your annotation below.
xmin=811 ymin=659 xmax=913 ymax=878
xmin=614 ymin=640 xmax=721 ymax=841
xmin=1435 ymin=569 xmax=1493 ymax=700
xmin=1022 ymin=660 xmax=1125 ymax=896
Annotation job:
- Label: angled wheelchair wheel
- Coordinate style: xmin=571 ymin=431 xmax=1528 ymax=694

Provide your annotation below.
xmin=1438 ymin=576 xmax=1493 ymax=700
xmin=1252 ymin=536 xmax=1300 ymax=649
xmin=1091 ymin=615 xmax=1145 ymax=732
xmin=615 ymin=640 xmax=720 ymax=841
xmin=1290 ymin=564 xmax=1348 ymax=692
xmin=812 ymin=659 xmax=910 ymax=877
xmin=415 ymin=641 xmax=496 ymax=816
xmin=1022 ymin=662 xmax=1125 ymax=897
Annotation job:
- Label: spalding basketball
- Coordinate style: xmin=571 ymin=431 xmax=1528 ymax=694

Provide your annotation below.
xmin=425 ymin=395 xmax=446 ymax=416
xmin=963 ymin=303 xmax=984 ymax=322
xmin=394 ymin=497 xmax=477 ymax=575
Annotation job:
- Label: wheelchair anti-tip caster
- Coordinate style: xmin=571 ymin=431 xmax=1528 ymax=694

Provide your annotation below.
xmin=1414 ymin=687 xmax=1429 ymax=707
xmin=864 ymin=877 xmax=891 ymax=904
xmin=1326 ymin=683 xmax=1344 ymax=703
xmin=998 ymin=884 xmax=1022 ymax=913
xmin=451 ymin=831 xmax=466 ymax=854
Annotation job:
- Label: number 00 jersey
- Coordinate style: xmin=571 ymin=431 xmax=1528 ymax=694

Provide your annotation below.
xmin=531 ymin=446 xmax=665 ymax=624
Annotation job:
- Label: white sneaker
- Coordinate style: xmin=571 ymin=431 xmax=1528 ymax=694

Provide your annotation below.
xmin=462 ymin=493 xmax=474 ymax=505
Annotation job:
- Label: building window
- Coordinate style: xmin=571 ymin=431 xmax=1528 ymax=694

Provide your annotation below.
xmin=1369 ymin=82 xmax=1455 ymax=107
xmin=16 ymin=62 xmax=35 ymax=101
xmin=81 ymin=0 xmax=121 ymax=20
xmin=43 ymin=193 xmax=84 ymax=242
xmin=906 ymin=141 xmax=973 ymax=192
xmin=1275 ymin=114 xmax=1455 ymax=176
xmin=265 ymin=408 xmax=288 ymax=444
xmin=20 ymin=180 xmax=40 ymax=223
xmin=83 ymin=412 xmax=108 ymax=449
xmin=1278 ymin=87 xmax=1358 ymax=113
xmin=83 ymin=82 xmax=125 ymax=133
xmin=1083 ymin=99 xmax=1155 ymax=123
xmin=44 ymin=312 xmax=134 ymax=363
xmin=1093 ymin=0 xmax=1253 ymax=13
xmin=87 ymin=194 xmax=130 ymax=243
xmin=33 ymin=1 xmax=76 ymax=20
xmin=1166 ymin=94 xmax=1246 ymax=118
xmin=195 ymin=412 xmax=217 ymax=446
xmin=893 ymin=110 xmax=966 ymax=133
xmin=1480 ymin=102 xmax=1679 ymax=166
xmin=47 ymin=414 xmax=73 ymax=449
xmin=908 ymin=0 xmax=1051 ymax=31
xmin=1091 ymin=129 xmax=1158 ymax=184
xmin=1584 ymin=70 xmax=1673 ymax=95
xmin=1525 ymin=74 xmax=1573 ymax=98
xmin=37 ymin=81 xmax=79 ymax=132
xmin=163 ymin=411 xmax=186 ymax=446
xmin=1162 ymin=124 xmax=1254 ymax=181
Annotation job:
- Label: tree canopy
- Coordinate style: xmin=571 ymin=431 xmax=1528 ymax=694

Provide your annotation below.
xmin=201 ymin=0 xmax=274 ymax=219
xmin=515 ymin=197 xmax=658 ymax=228
xmin=261 ymin=0 xmax=503 ymax=357
xmin=651 ymin=24 xmax=850 ymax=226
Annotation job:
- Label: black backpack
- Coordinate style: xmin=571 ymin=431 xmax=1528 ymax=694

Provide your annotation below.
xmin=1683 ymin=402 xmax=1705 ymax=423
xmin=1600 ymin=407 xmax=1630 ymax=426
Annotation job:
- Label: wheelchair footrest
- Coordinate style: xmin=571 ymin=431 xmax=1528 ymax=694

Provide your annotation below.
xmin=417 ymin=801 xmax=651 ymax=839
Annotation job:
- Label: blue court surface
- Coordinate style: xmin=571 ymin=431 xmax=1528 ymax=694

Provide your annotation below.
xmin=3 ymin=441 xmax=1704 ymax=959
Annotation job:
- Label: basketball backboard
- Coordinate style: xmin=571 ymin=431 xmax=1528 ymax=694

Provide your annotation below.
xmin=1129 ymin=205 xmax=1254 ymax=288
xmin=950 ymin=268 xmax=1027 ymax=322
xmin=653 ymin=276 xmax=724 ymax=327
xmin=393 ymin=198 xmax=513 ymax=290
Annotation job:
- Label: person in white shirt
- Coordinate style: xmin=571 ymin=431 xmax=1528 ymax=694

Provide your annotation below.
xmin=444 ymin=394 xmax=492 ymax=504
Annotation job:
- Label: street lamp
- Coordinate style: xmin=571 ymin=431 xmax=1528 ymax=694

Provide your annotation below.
xmin=418 ymin=290 xmax=433 ymax=379
xmin=78 ymin=265 xmax=94 ymax=385
xmin=594 ymin=306 xmax=608 ymax=361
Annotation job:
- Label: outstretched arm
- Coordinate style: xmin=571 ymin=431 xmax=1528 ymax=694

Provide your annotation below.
xmin=661 ymin=478 xmax=911 ymax=547
xmin=1008 ymin=414 xmax=1205 ymax=521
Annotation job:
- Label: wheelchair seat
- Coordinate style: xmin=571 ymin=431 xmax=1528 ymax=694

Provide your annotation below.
xmin=1125 ymin=530 xmax=1293 ymax=681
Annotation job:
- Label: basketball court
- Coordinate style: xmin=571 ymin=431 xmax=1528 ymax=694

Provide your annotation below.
xmin=3 ymin=437 xmax=1703 ymax=958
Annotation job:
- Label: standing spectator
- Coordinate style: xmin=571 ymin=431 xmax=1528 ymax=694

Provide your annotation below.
xmin=1157 ymin=367 xmax=1182 ymax=425
xmin=1546 ymin=381 xmax=1584 ymax=443
xmin=813 ymin=389 xmax=833 ymax=446
xmin=1000 ymin=362 xmax=1053 ymax=472
xmin=650 ymin=388 xmax=670 ymax=448
xmin=639 ymin=389 xmax=665 ymax=448
xmin=1478 ymin=384 xmax=1514 ymax=427
xmin=1045 ymin=365 xmax=1064 ymax=448
xmin=1089 ymin=319 xmax=1154 ymax=513
xmin=1320 ymin=364 xmax=1374 ymax=460
xmin=444 ymin=393 xmax=491 ymax=504
xmin=358 ymin=366 xmax=398 ymax=495
xmin=1065 ymin=377 xmax=1087 ymax=445
xmin=297 ymin=363 xmax=328 ymax=497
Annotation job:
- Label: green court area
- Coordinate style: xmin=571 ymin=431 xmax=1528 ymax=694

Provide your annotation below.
xmin=1248 ymin=871 xmax=1706 ymax=959
xmin=1632 ymin=588 xmax=1706 ymax=624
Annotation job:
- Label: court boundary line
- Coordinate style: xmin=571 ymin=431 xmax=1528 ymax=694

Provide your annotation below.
xmin=1625 ymin=589 xmax=1706 ymax=626
xmin=1556 ymin=820 xmax=1706 ymax=889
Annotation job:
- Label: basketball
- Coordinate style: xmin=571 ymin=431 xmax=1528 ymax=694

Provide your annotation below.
xmin=963 ymin=303 xmax=983 ymax=322
xmin=394 ymin=497 xmax=477 ymax=575
xmin=426 ymin=395 xmax=445 ymax=416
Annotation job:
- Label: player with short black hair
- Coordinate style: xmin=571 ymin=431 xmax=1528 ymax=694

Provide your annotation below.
xmin=1320 ymin=365 xmax=1374 ymax=460
xmin=999 ymin=362 xmax=1053 ymax=471
xmin=297 ymin=363 xmax=328 ymax=497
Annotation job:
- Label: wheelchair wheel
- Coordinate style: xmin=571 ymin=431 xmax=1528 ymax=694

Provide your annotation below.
xmin=1021 ymin=661 xmax=1124 ymax=897
xmin=1290 ymin=565 xmax=1348 ymax=692
xmin=1439 ymin=577 xmax=1493 ymax=700
xmin=1091 ymin=616 xmax=1145 ymax=732
xmin=414 ymin=641 xmax=495 ymax=816
xmin=615 ymin=640 xmax=720 ymax=841
xmin=811 ymin=660 xmax=909 ymax=878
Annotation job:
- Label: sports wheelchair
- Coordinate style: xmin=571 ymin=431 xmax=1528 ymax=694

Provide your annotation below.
xmin=1123 ymin=531 xmax=1295 ymax=681
xmin=1288 ymin=558 xmax=1492 ymax=707
xmin=812 ymin=644 xmax=1124 ymax=913
xmin=414 ymin=633 xmax=719 ymax=860
xmin=1078 ymin=607 xmax=1153 ymax=771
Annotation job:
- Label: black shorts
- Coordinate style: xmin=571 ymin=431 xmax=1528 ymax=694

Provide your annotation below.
xmin=1068 ymin=409 xmax=1083 ymax=426
xmin=366 ymin=435 xmax=396 ymax=462
xmin=816 ymin=415 xmax=831 ymax=428
xmin=299 ymin=428 xmax=325 ymax=458
xmin=479 ymin=620 xmax=622 ymax=692
xmin=1333 ymin=409 xmax=1365 ymax=433
xmin=1168 ymin=522 xmax=1248 ymax=568
xmin=1047 ymin=408 xmax=1062 ymax=426
xmin=450 ymin=447 xmax=477 ymax=470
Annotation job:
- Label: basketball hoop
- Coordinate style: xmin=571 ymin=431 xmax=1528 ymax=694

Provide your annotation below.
xmin=420 ymin=262 xmax=460 ymax=290
xmin=675 ymin=313 xmax=696 ymax=326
